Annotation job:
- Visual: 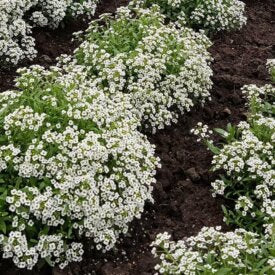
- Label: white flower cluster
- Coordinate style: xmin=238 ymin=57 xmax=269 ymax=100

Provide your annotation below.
xmin=0 ymin=0 xmax=99 ymax=65
xmin=65 ymin=6 xmax=213 ymax=132
xmin=151 ymin=227 xmax=274 ymax=274
xmin=211 ymin=179 xmax=226 ymax=196
xmin=189 ymin=0 xmax=247 ymax=32
xmin=0 ymin=64 xmax=160 ymax=269
xmin=0 ymin=0 xmax=37 ymax=65
xmin=267 ymin=59 xmax=275 ymax=82
xmin=190 ymin=122 xmax=213 ymax=142
xmin=267 ymin=59 xmax=275 ymax=73
xmin=0 ymin=232 xmax=83 ymax=269
xmin=241 ymin=84 xmax=274 ymax=104
xmin=30 ymin=0 xmax=99 ymax=28
xmin=136 ymin=0 xmax=247 ymax=32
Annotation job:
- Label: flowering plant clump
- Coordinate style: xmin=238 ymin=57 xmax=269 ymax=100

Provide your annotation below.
xmin=192 ymin=82 xmax=275 ymax=235
xmin=63 ymin=5 xmax=213 ymax=132
xmin=135 ymin=0 xmax=247 ymax=32
xmin=152 ymin=227 xmax=275 ymax=274
xmin=0 ymin=0 xmax=37 ymax=65
xmin=30 ymin=0 xmax=99 ymax=28
xmin=0 ymin=0 xmax=99 ymax=65
xmin=0 ymin=65 xmax=159 ymax=269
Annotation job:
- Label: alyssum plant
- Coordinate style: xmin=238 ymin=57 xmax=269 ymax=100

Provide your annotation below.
xmin=192 ymin=80 xmax=275 ymax=236
xmin=152 ymin=227 xmax=275 ymax=274
xmin=29 ymin=0 xmax=100 ymax=28
xmin=0 ymin=0 xmax=37 ymax=65
xmin=133 ymin=0 xmax=247 ymax=33
xmin=0 ymin=0 xmax=99 ymax=66
xmin=0 ymin=64 xmax=160 ymax=269
xmin=60 ymin=5 xmax=213 ymax=132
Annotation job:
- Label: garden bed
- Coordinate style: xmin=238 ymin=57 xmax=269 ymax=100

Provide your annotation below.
xmin=0 ymin=0 xmax=274 ymax=274
xmin=84 ymin=1 xmax=273 ymax=274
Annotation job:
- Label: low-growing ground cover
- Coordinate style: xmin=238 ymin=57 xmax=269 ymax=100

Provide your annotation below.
xmin=0 ymin=0 xmax=130 ymax=92
xmin=192 ymin=82 xmax=274 ymax=235
xmin=152 ymin=227 xmax=274 ymax=274
xmin=0 ymin=65 xmax=159 ymax=270
xmin=0 ymin=0 xmax=274 ymax=274
xmin=62 ymin=4 xmax=213 ymax=132
xmin=0 ymin=0 xmax=100 ymax=66
xmin=134 ymin=0 xmax=247 ymax=33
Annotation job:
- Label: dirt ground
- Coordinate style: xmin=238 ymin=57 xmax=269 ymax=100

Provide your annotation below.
xmin=0 ymin=0 xmax=274 ymax=274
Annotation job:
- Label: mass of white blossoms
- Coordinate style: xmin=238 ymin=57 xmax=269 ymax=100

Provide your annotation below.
xmin=152 ymin=227 xmax=275 ymax=274
xmin=60 ymin=5 xmax=213 ymax=132
xmin=133 ymin=0 xmax=247 ymax=32
xmin=0 ymin=0 xmax=99 ymax=65
xmin=192 ymin=82 xmax=275 ymax=235
xmin=30 ymin=0 xmax=99 ymax=28
xmin=0 ymin=0 xmax=37 ymax=65
xmin=0 ymin=64 xmax=160 ymax=269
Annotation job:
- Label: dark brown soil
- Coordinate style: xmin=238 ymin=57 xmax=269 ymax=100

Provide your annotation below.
xmin=0 ymin=0 xmax=274 ymax=274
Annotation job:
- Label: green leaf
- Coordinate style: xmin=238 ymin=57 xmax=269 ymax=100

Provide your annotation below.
xmin=214 ymin=128 xmax=228 ymax=138
xmin=0 ymin=136 xmax=8 ymax=143
xmin=44 ymin=256 xmax=54 ymax=267
xmin=30 ymin=238 xmax=37 ymax=243
xmin=68 ymin=226 xmax=73 ymax=238
xmin=0 ymin=219 xmax=6 ymax=234
xmin=269 ymin=248 xmax=275 ymax=257
xmin=206 ymin=141 xmax=220 ymax=155
xmin=259 ymin=265 xmax=271 ymax=274
xmin=0 ymin=190 xmax=7 ymax=201
xmin=255 ymin=258 xmax=267 ymax=268
xmin=1 ymin=212 xmax=8 ymax=217
xmin=39 ymin=181 xmax=46 ymax=190
xmin=15 ymin=177 xmax=22 ymax=188
xmin=216 ymin=268 xmax=232 ymax=275
xmin=41 ymin=226 xmax=50 ymax=235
